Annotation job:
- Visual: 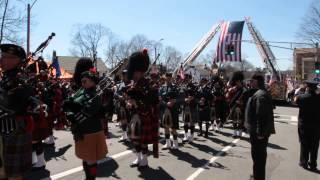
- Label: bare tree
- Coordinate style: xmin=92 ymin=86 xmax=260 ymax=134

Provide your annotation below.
xmin=104 ymin=32 xmax=121 ymax=68
xmin=69 ymin=23 xmax=110 ymax=58
xmin=297 ymin=0 xmax=320 ymax=44
xmin=0 ymin=0 xmax=25 ymax=44
xmin=161 ymin=46 xmax=182 ymax=71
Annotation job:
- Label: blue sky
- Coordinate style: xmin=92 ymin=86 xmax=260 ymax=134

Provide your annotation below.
xmin=17 ymin=0 xmax=313 ymax=70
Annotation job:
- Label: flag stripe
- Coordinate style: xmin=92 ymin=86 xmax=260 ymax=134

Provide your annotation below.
xmin=214 ymin=21 xmax=244 ymax=63
xmin=220 ymin=22 xmax=229 ymax=62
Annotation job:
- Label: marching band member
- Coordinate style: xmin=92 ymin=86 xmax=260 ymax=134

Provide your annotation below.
xmin=125 ymin=49 xmax=159 ymax=168
xmin=63 ymin=68 xmax=108 ymax=180
xmin=182 ymin=77 xmax=198 ymax=143
xmin=211 ymin=76 xmax=227 ymax=132
xmin=0 ymin=44 xmax=36 ymax=180
xmin=197 ymin=78 xmax=212 ymax=138
xmin=116 ymin=70 xmax=130 ymax=142
xmin=159 ymin=72 xmax=180 ymax=149
xmin=226 ymin=71 xmax=246 ymax=138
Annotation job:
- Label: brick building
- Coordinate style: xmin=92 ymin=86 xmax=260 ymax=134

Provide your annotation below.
xmin=293 ymin=48 xmax=320 ymax=80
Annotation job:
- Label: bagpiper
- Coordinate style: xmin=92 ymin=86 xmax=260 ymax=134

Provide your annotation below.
xmin=125 ymin=49 xmax=159 ymax=168
xmin=197 ymin=78 xmax=212 ymax=138
xmin=182 ymin=75 xmax=198 ymax=142
xmin=63 ymin=68 xmax=108 ymax=180
xmin=25 ymin=64 xmax=51 ymax=170
xmin=115 ymin=70 xmax=130 ymax=142
xmin=159 ymin=72 xmax=180 ymax=149
xmin=0 ymin=44 xmax=39 ymax=179
xmin=210 ymin=76 xmax=227 ymax=132
xmin=226 ymin=71 xmax=246 ymax=138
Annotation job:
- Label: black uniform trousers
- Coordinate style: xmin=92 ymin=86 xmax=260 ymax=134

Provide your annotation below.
xmin=250 ymin=135 xmax=269 ymax=180
xmin=299 ymin=127 xmax=319 ymax=168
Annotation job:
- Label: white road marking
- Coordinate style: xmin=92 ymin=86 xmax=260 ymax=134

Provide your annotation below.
xmin=291 ymin=116 xmax=298 ymax=122
xmin=186 ymin=138 xmax=240 ymax=180
xmin=50 ymin=150 xmax=133 ymax=180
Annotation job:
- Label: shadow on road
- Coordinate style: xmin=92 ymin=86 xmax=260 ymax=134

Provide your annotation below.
xmin=24 ymin=168 xmax=51 ymax=180
xmin=44 ymin=144 xmax=72 ymax=161
xmin=170 ymin=149 xmax=208 ymax=168
xmin=240 ymin=136 xmax=288 ymax=150
xmin=188 ymin=141 xmax=220 ymax=155
xmin=138 ymin=166 xmax=175 ymax=180
xmin=97 ymin=158 xmax=120 ymax=179
xmin=208 ymin=162 xmax=230 ymax=170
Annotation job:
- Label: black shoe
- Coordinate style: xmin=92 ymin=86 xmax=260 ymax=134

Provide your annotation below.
xmin=138 ymin=164 xmax=149 ymax=170
xmin=198 ymin=133 xmax=203 ymax=136
xmin=31 ymin=165 xmax=46 ymax=171
xmin=308 ymin=162 xmax=317 ymax=171
xmin=130 ymin=162 xmax=139 ymax=168
xmin=299 ymin=162 xmax=308 ymax=169
xmin=204 ymin=133 xmax=208 ymax=138
xmin=232 ymin=135 xmax=238 ymax=139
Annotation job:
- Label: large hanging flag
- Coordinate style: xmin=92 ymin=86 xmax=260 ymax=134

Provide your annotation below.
xmin=51 ymin=53 xmax=61 ymax=78
xmin=215 ymin=21 xmax=245 ymax=62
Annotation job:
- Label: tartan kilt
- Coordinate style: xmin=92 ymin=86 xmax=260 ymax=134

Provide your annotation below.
xmin=2 ymin=131 xmax=32 ymax=177
xmin=32 ymin=115 xmax=50 ymax=141
xmin=139 ymin=109 xmax=159 ymax=145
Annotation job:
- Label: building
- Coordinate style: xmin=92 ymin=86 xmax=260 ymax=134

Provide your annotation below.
xmin=293 ymin=48 xmax=320 ymax=80
xmin=184 ymin=64 xmax=211 ymax=82
xmin=57 ymin=56 xmax=108 ymax=74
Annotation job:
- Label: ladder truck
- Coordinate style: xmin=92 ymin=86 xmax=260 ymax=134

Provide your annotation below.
xmin=245 ymin=18 xmax=287 ymax=101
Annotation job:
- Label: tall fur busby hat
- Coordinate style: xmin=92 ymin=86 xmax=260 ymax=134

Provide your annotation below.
xmin=73 ymin=57 xmax=94 ymax=87
xmin=126 ymin=48 xmax=150 ymax=80
xmin=230 ymin=71 xmax=244 ymax=85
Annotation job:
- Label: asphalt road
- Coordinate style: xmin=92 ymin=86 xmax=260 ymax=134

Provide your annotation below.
xmin=25 ymin=106 xmax=320 ymax=180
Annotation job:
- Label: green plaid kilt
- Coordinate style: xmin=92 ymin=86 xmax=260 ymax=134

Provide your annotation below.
xmin=2 ymin=132 xmax=32 ymax=177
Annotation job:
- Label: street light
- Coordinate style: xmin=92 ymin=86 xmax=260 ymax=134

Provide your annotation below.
xmin=27 ymin=0 xmax=39 ymax=54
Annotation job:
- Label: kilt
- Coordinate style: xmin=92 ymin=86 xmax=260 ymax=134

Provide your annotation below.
xmin=75 ymin=131 xmax=108 ymax=162
xmin=198 ymin=106 xmax=211 ymax=122
xmin=139 ymin=108 xmax=159 ymax=145
xmin=2 ymin=132 xmax=32 ymax=177
xmin=32 ymin=116 xmax=50 ymax=141
xmin=161 ymin=107 xmax=179 ymax=129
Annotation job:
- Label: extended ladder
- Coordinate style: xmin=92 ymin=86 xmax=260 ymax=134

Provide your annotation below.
xmin=173 ymin=23 xmax=221 ymax=75
xmin=245 ymin=18 xmax=281 ymax=81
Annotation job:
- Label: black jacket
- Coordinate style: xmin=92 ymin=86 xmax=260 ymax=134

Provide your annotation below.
xmin=296 ymin=92 xmax=320 ymax=133
xmin=245 ymin=89 xmax=275 ymax=137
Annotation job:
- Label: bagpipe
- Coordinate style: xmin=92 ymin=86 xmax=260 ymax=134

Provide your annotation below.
xmin=225 ymin=86 xmax=244 ymax=121
xmin=0 ymin=33 xmax=55 ymax=136
xmin=63 ymin=58 xmax=126 ymax=125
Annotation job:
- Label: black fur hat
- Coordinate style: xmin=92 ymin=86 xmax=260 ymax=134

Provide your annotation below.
xmin=126 ymin=49 xmax=150 ymax=80
xmin=73 ymin=57 xmax=94 ymax=87
xmin=230 ymin=71 xmax=244 ymax=85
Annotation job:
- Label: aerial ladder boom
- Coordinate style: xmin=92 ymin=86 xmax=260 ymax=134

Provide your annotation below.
xmin=245 ymin=18 xmax=281 ymax=81
xmin=173 ymin=23 xmax=221 ymax=75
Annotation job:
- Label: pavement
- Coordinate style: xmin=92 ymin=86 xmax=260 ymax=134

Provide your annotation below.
xmin=24 ymin=106 xmax=320 ymax=180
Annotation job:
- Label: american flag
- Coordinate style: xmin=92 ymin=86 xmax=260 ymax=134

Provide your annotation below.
xmin=215 ymin=21 xmax=245 ymax=62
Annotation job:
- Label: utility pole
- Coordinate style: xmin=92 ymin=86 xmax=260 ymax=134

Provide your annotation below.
xmin=27 ymin=3 xmax=31 ymax=54
xmin=27 ymin=0 xmax=39 ymax=55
